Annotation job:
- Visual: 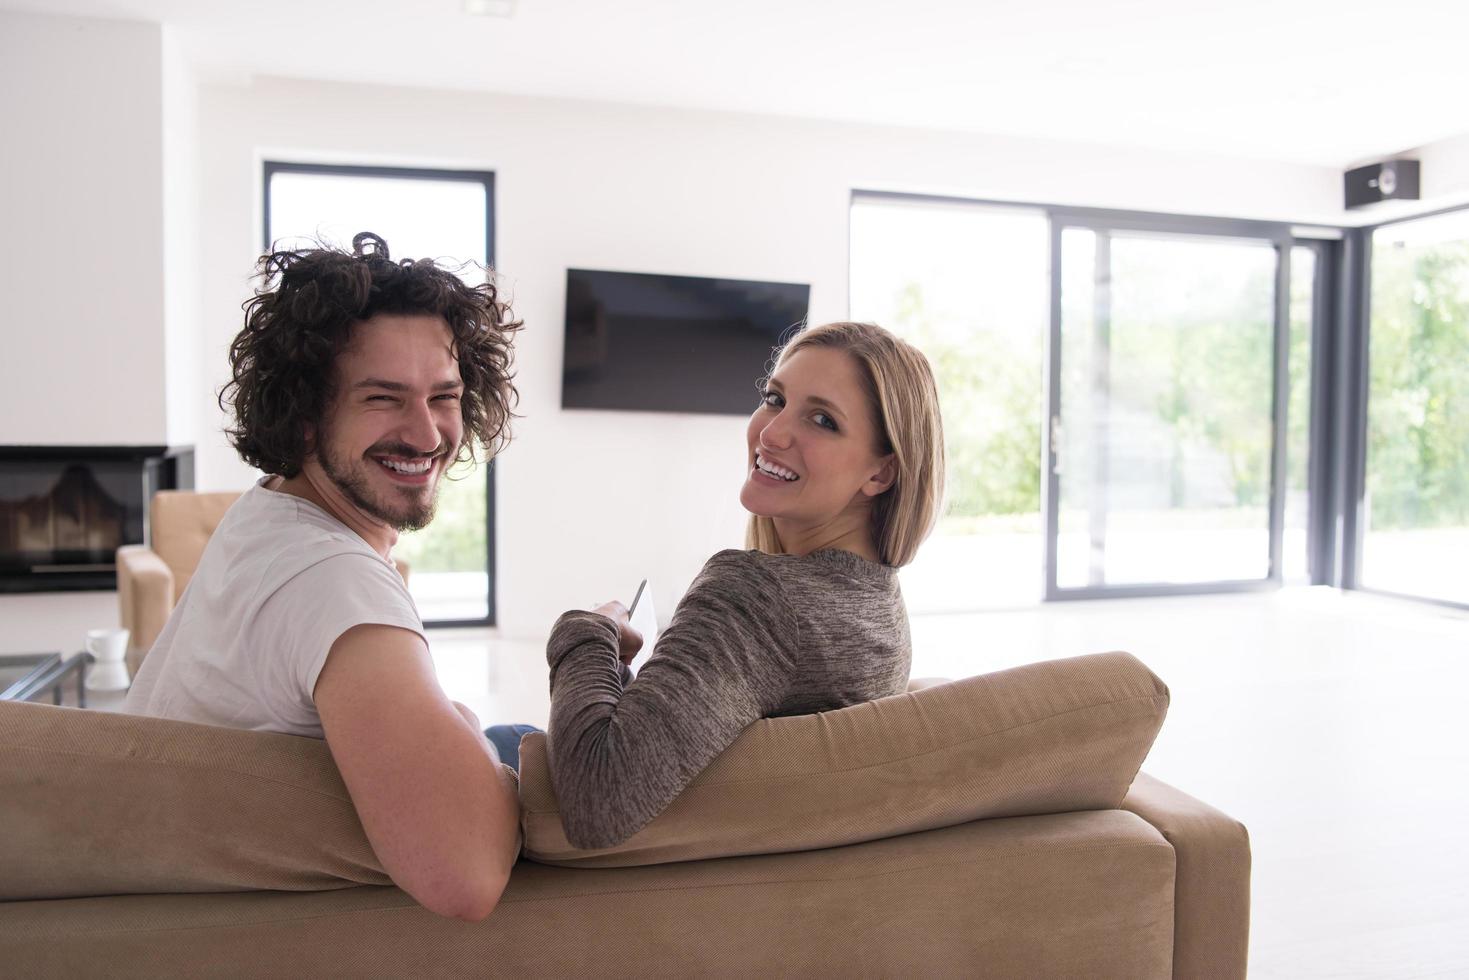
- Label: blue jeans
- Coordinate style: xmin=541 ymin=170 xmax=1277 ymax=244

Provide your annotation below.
xmin=484 ymin=723 xmax=541 ymax=771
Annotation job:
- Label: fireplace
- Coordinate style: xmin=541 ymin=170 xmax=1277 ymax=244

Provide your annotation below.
xmin=0 ymin=446 xmax=193 ymax=593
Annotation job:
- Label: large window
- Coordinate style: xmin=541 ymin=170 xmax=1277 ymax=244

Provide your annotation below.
xmin=264 ymin=162 xmax=497 ymax=625
xmin=855 ymin=193 xmax=1469 ymax=613
xmin=1361 ymin=209 xmax=1469 ymax=606
xmin=850 ymin=197 xmax=1048 ymax=610
xmin=852 ymin=194 xmax=1325 ymax=609
xmin=1053 ymin=225 xmax=1281 ymax=590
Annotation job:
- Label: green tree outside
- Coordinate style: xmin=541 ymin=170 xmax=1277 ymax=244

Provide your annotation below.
xmin=393 ymin=460 xmax=488 ymax=573
xmin=891 ymin=282 xmax=1043 ymax=521
xmin=889 ymin=242 xmax=1277 ymax=524
xmin=1367 ymin=240 xmax=1469 ymax=530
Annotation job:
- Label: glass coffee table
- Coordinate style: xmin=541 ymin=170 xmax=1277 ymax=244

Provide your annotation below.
xmin=0 ymin=652 xmax=91 ymax=707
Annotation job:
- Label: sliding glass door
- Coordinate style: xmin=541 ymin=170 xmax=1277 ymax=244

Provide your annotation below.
xmin=1359 ymin=209 xmax=1469 ymax=606
xmin=1046 ymin=216 xmax=1291 ymax=597
xmin=851 ymin=195 xmax=1329 ymax=609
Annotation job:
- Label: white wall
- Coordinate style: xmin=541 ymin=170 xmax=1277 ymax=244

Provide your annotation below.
xmin=1418 ymin=132 xmax=1469 ymax=207
xmin=1 ymin=592 xmax=120 ymax=657
xmin=161 ymin=29 xmax=202 ymax=451
xmin=0 ymin=12 xmax=173 ymax=649
xmin=191 ymin=75 xmax=1346 ymax=639
xmin=0 ymin=11 xmax=167 ymax=446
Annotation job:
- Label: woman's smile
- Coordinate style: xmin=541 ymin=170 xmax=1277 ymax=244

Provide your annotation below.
xmin=753 ymin=452 xmax=800 ymax=483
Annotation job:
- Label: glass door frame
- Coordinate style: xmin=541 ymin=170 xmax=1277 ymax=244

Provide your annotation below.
xmin=1041 ymin=207 xmax=1297 ymax=600
xmin=850 ymin=189 xmax=1349 ymax=607
xmin=1296 ymin=236 xmax=1342 ymax=588
xmin=1339 ymin=201 xmax=1469 ymax=612
xmin=261 ymin=160 xmax=499 ymax=627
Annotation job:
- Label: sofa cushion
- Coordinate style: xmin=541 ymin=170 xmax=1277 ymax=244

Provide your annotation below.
xmin=0 ymin=810 xmax=1177 ymax=979
xmin=0 ymin=699 xmax=392 ymax=901
xmin=521 ymin=650 xmax=1169 ymax=867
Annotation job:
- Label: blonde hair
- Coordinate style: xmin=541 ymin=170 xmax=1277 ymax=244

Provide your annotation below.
xmin=745 ymin=321 xmax=946 ymax=567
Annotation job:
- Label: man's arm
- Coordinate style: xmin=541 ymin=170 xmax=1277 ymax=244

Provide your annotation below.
xmin=314 ymin=623 xmax=519 ymax=921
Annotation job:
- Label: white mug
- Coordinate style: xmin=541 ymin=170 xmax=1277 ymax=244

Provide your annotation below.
xmin=85 ymin=628 xmax=132 ymax=692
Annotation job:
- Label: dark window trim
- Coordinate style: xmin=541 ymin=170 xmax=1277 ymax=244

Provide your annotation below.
xmin=1342 ymin=201 xmax=1469 ymax=613
xmin=1300 ymin=237 xmax=1340 ymax=586
xmin=1044 ymin=210 xmax=1293 ymax=600
xmin=262 ymin=161 xmax=498 ymax=627
xmin=854 ymin=189 xmax=1299 ymax=239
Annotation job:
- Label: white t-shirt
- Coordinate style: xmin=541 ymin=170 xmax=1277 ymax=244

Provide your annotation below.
xmin=124 ymin=477 xmax=425 ymax=737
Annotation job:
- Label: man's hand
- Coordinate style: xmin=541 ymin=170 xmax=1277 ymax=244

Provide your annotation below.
xmin=591 ymin=600 xmax=644 ymax=665
xmin=314 ymin=625 xmax=520 ymax=921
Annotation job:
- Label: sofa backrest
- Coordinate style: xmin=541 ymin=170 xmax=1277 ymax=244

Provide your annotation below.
xmin=150 ymin=491 xmax=241 ymax=602
xmin=520 ymin=650 xmax=1169 ymax=867
xmin=0 ymin=651 xmax=1167 ymax=900
xmin=0 ymin=698 xmax=391 ymax=901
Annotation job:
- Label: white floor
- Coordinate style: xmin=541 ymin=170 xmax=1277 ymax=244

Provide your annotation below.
xmin=426 ymin=587 xmax=1469 ymax=980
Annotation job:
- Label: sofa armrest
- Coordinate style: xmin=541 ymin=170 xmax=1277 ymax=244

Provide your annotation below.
xmin=1123 ymin=773 xmax=1250 ymax=980
xmin=115 ymin=545 xmax=174 ymax=676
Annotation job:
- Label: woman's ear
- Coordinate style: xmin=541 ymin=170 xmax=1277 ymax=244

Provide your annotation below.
xmin=861 ymin=455 xmax=898 ymax=497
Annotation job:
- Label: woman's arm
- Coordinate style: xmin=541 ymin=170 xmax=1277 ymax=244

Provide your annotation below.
xmin=546 ymin=552 xmax=799 ymax=849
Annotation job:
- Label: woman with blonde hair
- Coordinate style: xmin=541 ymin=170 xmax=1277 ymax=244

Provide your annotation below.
xmin=546 ymin=321 xmax=946 ymax=849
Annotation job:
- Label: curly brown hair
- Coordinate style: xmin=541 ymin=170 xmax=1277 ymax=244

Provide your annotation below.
xmin=220 ymin=232 xmax=521 ymax=477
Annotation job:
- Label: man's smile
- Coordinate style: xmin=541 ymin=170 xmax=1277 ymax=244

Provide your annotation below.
xmin=372 ymin=453 xmax=439 ymax=486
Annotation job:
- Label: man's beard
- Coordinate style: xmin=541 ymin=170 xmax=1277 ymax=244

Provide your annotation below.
xmin=318 ymin=437 xmax=446 ymax=532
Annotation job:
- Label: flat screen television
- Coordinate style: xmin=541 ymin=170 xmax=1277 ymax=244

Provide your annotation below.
xmin=561 ymin=268 xmax=811 ymax=415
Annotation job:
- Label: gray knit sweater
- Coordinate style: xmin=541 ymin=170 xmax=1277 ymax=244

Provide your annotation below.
xmin=546 ymin=547 xmax=911 ymax=849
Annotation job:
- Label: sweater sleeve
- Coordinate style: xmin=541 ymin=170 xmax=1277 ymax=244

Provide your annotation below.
xmin=545 ymin=551 xmax=800 ymax=849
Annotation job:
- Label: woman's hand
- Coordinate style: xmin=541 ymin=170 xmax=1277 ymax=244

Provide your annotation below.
xmin=591 ymin=601 xmax=644 ymax=665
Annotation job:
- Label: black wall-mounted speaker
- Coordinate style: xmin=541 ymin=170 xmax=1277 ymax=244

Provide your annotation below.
xmin=1345 ymin=159 xmax=1420 ymax=209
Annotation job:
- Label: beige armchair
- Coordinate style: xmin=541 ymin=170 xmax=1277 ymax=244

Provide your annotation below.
xmin=117 ymin=490 xmax=410 ymax=676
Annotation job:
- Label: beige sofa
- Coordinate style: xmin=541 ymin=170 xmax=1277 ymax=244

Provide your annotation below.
xmin=116 ymin=490 xmax=410 ymax=675
xmin=0 ymin=652 xmax=1249 ymax=978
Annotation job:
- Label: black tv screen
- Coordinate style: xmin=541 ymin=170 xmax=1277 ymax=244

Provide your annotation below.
xmin=561 ymin=268 xmax=811 ymax=415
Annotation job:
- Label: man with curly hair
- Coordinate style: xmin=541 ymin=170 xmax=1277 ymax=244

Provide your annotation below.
xmin=125 ymin=233 xmax=522 ymax=921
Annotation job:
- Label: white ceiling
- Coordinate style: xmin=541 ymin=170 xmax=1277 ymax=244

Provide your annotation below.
xmin=9 ymin=0 xmax=1469 ymax=168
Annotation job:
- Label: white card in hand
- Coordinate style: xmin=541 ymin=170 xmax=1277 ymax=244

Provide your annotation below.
xmin=627 ymin=581 xmax=658 ymax=678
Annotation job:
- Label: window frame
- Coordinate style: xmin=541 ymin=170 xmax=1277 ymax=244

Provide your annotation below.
xmin=261 ymin=160 xmax=499 ymax=628
xmin=851 ymin=190 xmax=1340 ymax=603
xmin=1340 ymin=201 xmax=1469 ymax=611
